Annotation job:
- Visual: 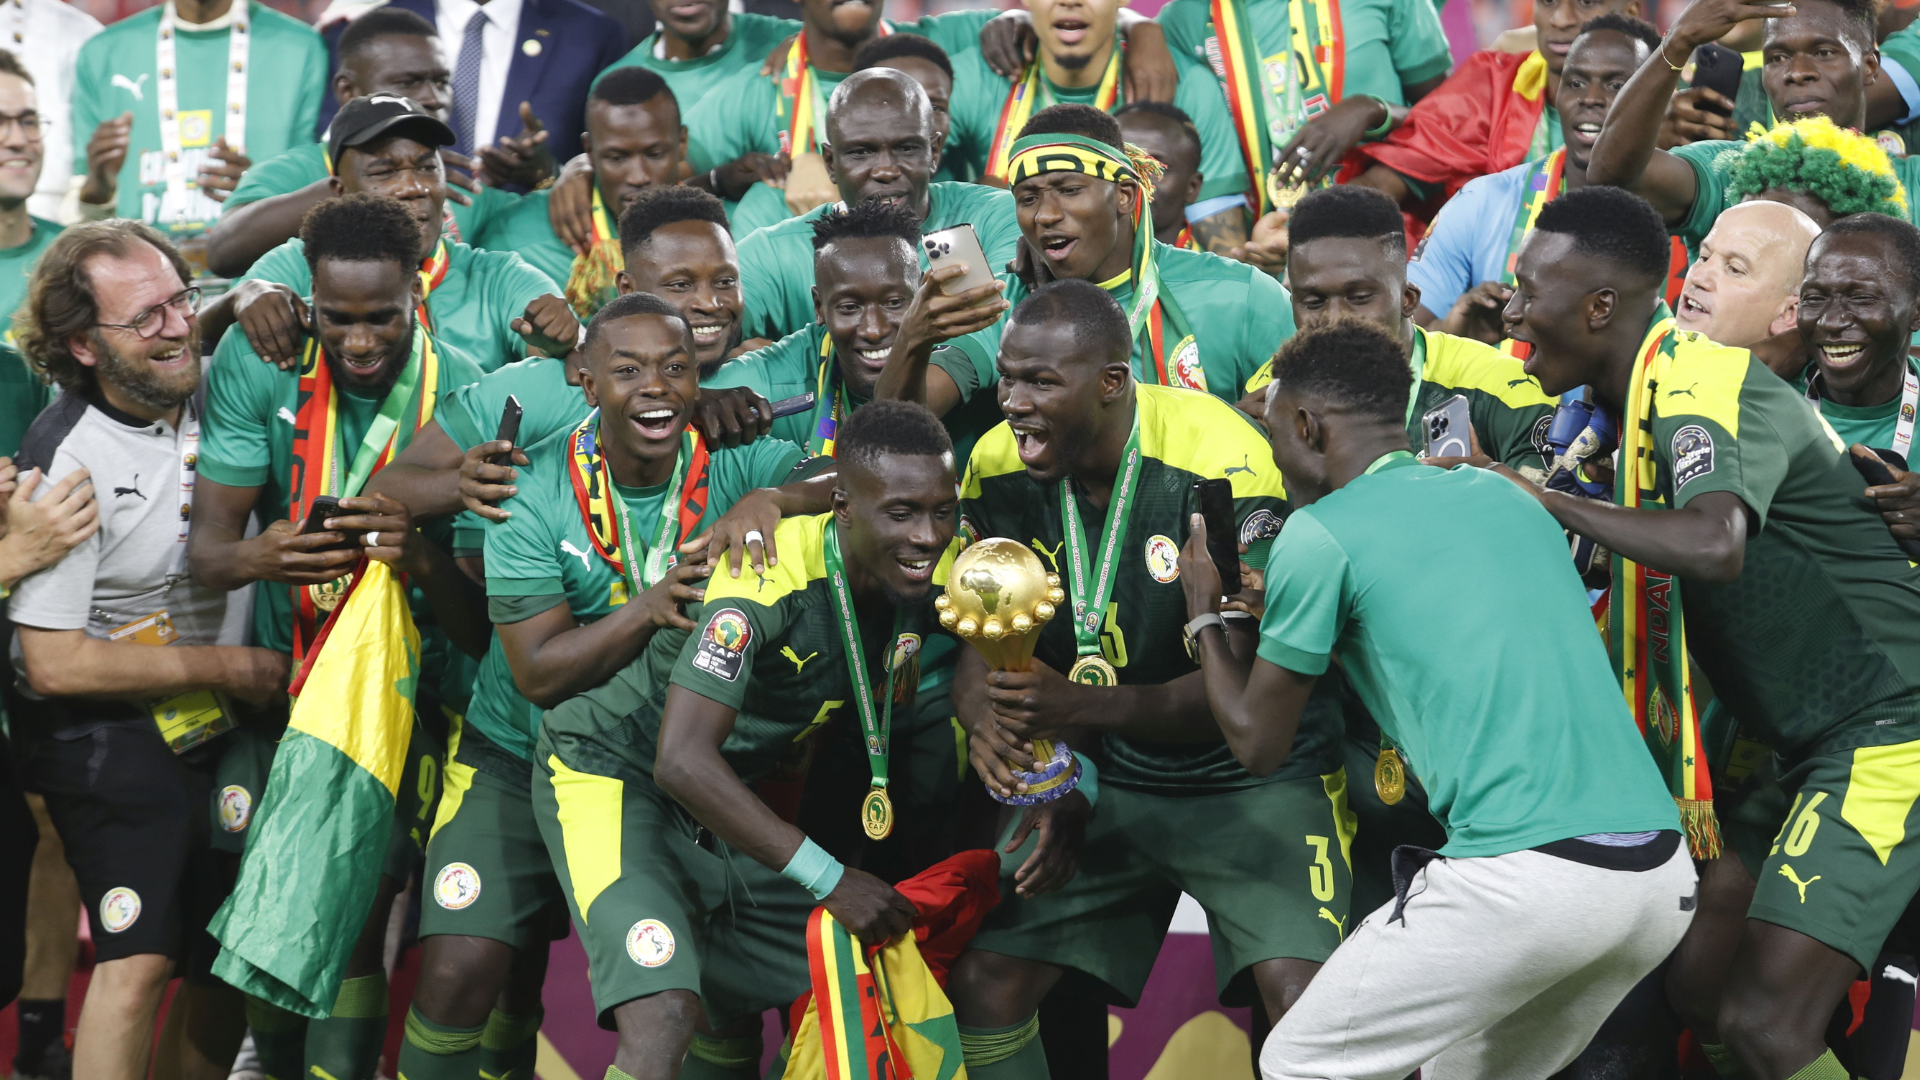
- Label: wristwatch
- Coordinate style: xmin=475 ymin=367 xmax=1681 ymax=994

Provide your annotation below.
xmin=1183 ymin=612 xmax=1225 ymax=662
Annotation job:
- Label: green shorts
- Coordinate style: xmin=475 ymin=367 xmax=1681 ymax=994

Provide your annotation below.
xmin=1749 ymin=740 xmax=1920 ymax=972
xmin=532 ymin=729 xmax=815 ymax=1029
xmin=419 ymin=721 xmax=566 ymax=949
xmin=386 ymin=708 xmax=445 ymax=881
xmin=970 ymin=770 xmax=1358 ymax=1007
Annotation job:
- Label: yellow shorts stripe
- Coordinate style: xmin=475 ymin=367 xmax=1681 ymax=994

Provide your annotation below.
xmin=1841 ymin=740 xmax=1920 ymax=865
xmin=427 ymin=714 xmax=472 ymax=843
xmin=1323 ymin=767 xmax=1358 ymax=872
xmin=548 ymin=754 xmax=625 ymax=924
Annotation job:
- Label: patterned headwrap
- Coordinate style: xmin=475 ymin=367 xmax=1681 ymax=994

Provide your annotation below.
xmin=1723 ymin=115 xmax=1908 ymax=218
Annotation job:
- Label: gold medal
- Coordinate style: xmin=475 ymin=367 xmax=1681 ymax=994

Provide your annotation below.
xmin=1374 ymin=749 xmax=1406 ymax=806
xmin=861 ymin=785 xmax=893 ymax=841
xmin=309 ymin=572 xmax=353 ymax=613
xmin=1068 ymin=655 xmax=1118 ymax=686
xmin=1267 ymin=167 xmax=1312 ymax=212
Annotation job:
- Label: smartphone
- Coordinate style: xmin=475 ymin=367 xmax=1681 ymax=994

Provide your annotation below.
xmin=1690 ymin=43 xmax=1744 ymax=114
xmin=299 ymin=495 xmax=354 ymax=552
xmin=489 ymin=395 xmax=523 ymax=467
xmin=768 ymin=392 xmax=815 ymax=419
xmin=1423 ymin=394 xmax=1473 ymax=459
xmin=921 ymin=224 xmax=997 ymax=297
xmin=1192 ymin=478 xmax=1242 ymax=596
xmin=1849 ymin=448 xmax=1920 ymax=558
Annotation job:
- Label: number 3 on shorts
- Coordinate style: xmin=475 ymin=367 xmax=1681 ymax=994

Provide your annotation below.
xmin=1307 ymin=835 xmax=1336 ymax=901
xmin=1771 ymin=792 xmax=1828 ymax=857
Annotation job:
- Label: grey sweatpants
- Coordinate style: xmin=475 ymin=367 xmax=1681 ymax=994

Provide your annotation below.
xmin=1261 ymin=844 xmax=1697 ymax=1080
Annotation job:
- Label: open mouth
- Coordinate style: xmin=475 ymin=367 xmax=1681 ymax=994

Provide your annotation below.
xmin=1052 ymin=17 xmax=1090 ymax=45
xmin=1038 ymin=233 xmax=1077 ymax=263
xmin=896 ymin=553 xmax=936 ymax=583
xmin=1679 ymin=292 xmax=1710 ymax=320
xmin=149 ymin=345 xmax=192 ymax=371
xmin=691 ymin=323 xmax=727 ymax=348
xmin=1820 ymin=343 xmax=1868 ymax=368
xmin=1570 ymin=121 xmax=1601 ymax=146
xmin=1012 ymin=423 xmax=1049 ymax=466
xmin=632 ymin=405 xmax=679 ymax=438
xmin=854 ymin=345 xmax=893 ymax=373
xmin=337 ymin=352 xmax=384 ymax=375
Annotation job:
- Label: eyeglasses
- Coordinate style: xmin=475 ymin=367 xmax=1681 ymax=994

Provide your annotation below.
xmin=94 ymin=287 xmax=200 ymax=340
xmin=0 ymin=111 xmax=42 ymax=138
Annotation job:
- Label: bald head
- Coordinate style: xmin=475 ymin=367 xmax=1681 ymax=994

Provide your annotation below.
xmin=1675 ymin=199 xmax=1821 ymax=347
xmin=825 ymin=67 xmax=932 ymax=143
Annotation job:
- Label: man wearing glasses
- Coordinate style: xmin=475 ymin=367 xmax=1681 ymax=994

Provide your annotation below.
xmin=0 ymin=49 xmax=61 ymax=464
xmin=7 ymin=218 xmax=291 ymax=1080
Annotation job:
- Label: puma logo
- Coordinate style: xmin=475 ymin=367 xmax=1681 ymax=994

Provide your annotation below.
xmin=781 ymin=646 xmax=818 ymax=673
xmin=1030 ymin=538 xmax=1064 ymax=573
xmin=559 ymin=539 xmax=592 ymax=570
xmin=112 ymin=73 xmax=148 ymax=100
xmin=1223 ymin=455 xmax=1254 ymax=477
xmin=1507 ymin=377 xmax=1533 ymax=389
xmin=1666 ymin=382 xmax=1699 ymax=400
xmin=276 ymin=406 xmax=297 ymax=425
xmin=113 ymin=473 xmax=145 ymax=500
xmin=1316 ymin=906 xmax=1346 ymax=939
xmin=1778 ymin=863 xmax=1822 ymax=903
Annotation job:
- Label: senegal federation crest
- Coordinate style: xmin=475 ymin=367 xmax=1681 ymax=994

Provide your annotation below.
xmin=433 ymin=862 xmax=482 ymax=910
xmin=217 ymin=784 xmax=252 ymax=833
xmin=100 ymin=887 xmax=141 ymax=933
xmin=1170 ymin=337 xmax=1207 ymax=393
xmin=627 ymin=919 xmax=676 ymax=967
xmin=1144 ymin=535 xmax=1181 ymax=584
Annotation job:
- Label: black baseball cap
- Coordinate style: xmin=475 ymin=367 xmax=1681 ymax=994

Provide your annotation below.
xmin=327 ymin=94 xmax=457 ymax=167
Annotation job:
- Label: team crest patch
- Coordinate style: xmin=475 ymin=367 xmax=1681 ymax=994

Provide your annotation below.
xmin=1239 ymin=509 xmax=1282 ymax=545
xmin=1880 ymin=129 xmax=1909 ymax=158
xmin=692 ymin=608 xmax=752 ymax=681
xmin=1144 ymin=535 xmax=1180 ymax=583
xmin=100 ymin=887 xmax=141 ymax=933
xmin=627 ymin=919 xmax=675 ymax=967
xmin=1671 ymin=425 xmax=1715 ymax=488
xmin=433 ymin=862 xmax=482 ymax=910
xmin=891 ymin=633 xmax=922 ymax=705
xmin=1170 ymin=338 xmax=1208 ymax=394
xmin=216 ymin=785 xmax=252 ymax=833
xmin=958 ymin=515 xmax=980 ymax=549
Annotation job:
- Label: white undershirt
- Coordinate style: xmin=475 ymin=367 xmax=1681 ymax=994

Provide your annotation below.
xmin=434 ymin=0 xmax=523 ymax=152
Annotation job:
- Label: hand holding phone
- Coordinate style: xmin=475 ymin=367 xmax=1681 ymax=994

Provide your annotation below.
xmin=922 ymin=224 xmax=997 ymax=298
xmin=1423 ymin=395 xmax=1473 ymax=459
xmin=299 ymin=495 xmax=355 ymax=552
xmin=1192 ymin=478 xmax=1242 ymax=596
xmin=490 ymin=395 xmax=523 ymax=468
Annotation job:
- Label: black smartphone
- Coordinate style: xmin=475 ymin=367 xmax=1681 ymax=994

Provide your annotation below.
xmin=1193 ymin=478 xmax=1242 ymax=596
xmin=489 ymin=395 xmax=523 ymax=467
xmin=1849 ymin=448 xmax=1920 ymax=558
xmin=768 ymin=392 xmax=815 ymax=419
xmin=300 ymin=495 xmax=354 ymax=552
xmin=1690 ymin=43 xmax=1744 ymax=114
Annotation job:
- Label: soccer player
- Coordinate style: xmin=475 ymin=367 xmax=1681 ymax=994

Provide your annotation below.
xmin=1183 ymin=319 xmax=1693 ymax=1080
xmin=396 ymin=291 xmax=810 ymax=1080
xmin=596 ymin=0 xmax=798 ymax=112
xmin=532 ymin=398 xmax=957 ymax=1080
xmin=734 ymin=68 xmax=1020 ymax=342
xmin=474 ymin=68 xmax=686 ymax=319
xmin=0 ymin=52 xmax=59 ymax=460
xmin=926 ymin=105 xmax=1293 ymax=409
xmin=1117 ymin=102 xmax=1205 ymax=250
xmin=204 ymin=95 xmax=577 ymax=374
xmin=187 ymin=193 xmax=490 ymax=1080
xmin=70 ymin=0 xmax=326 ymax=242
xmin=1503 ymin=183 xmax=1920 ymax=1080
xmin=205 ymin=7 xmax=508 ymax=277
xmin=944 ymin=280 xmax=1337 ymax=1080
xmin=852 ymin=34 xmax=963 ymax=183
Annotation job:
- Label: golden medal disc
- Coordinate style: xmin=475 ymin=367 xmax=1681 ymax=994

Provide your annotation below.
xmin=1267 ymin=166 xmax=1313 ymax=212
xmin=1068 ymin=655 xmax=1118 ymax=686
xmin=861 ymin=786 xmax=894 ymax=841
xmin=309 ymin=572 xmax=353 ymax=613
xmin=1374 ymin=749 xmax=1407 ymax=806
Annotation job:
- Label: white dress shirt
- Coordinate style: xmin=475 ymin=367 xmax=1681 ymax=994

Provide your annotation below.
xmin=8 ymin=0 xmax=102 ymax=220
xmin=434 ymin=0 xmax=523 ymax=152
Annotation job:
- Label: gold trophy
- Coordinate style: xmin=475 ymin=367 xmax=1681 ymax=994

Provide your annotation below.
xmin=936 ymin=538 xmax=1082 ymax=805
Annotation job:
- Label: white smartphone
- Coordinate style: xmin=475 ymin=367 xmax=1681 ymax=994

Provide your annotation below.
xmin=921 ymin=223 xmax=997 ymax=296
xmin=1423 ymin=394 xmax=1473 ymax=458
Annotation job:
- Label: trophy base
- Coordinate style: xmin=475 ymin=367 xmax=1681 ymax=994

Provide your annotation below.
xmin=990 ymin=739 xmax=1082 ymax=806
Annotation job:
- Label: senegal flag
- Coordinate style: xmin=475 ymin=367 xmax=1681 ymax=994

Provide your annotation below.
xmin=209 ymin=559 xmax=421 ymax=1016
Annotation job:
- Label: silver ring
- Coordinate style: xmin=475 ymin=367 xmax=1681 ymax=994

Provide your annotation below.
xmin=366 ymin=531 xmax=381 ymax=548
xmin=743 ymin=529 xmax=765 ymax=547
xmin=1294 ymin=146 xmax=1310 ymax=160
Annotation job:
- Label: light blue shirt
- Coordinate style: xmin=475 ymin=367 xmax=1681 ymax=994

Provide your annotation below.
xmin=1406 ymin=157 xmax=1535 ymax=320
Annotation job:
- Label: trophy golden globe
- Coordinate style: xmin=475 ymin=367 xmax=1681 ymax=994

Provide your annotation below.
xmin=935 ymin=538 xmax=1083 ymax=805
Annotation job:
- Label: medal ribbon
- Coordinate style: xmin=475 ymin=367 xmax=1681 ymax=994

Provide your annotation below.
xmin=417 ymin=239 xmax=449 ymax=333
xmin=563 ymin=186 xmax=624 ymax=320
xmin=823 ymin=523 xmax=902 ymax=792
xmin=288 ymin=325 xmax=439 ymax=659
xmin=1806 ymin=362 xmax=1920 ymax=462
xmin=1287 ymin=0 xmax=1344 ymax=120
xmin=1608 ymin=317 xmax=1721 ymax=859
xmin=809 ymin=329 xmax=846 ymax=457
xmin=1138 ymin=271 xmax=1200 ymax=390
xmin=984 ymin=43 xmax=1123 ymax=185
xmin=1059 ymin=414 xmax=1143 ymax=659
xmin=565 ymin=412 xmax=710 ymax=585
xmin=156 ymin=0 xmax=250 ymax=226
xmin=776 ymin=24 xmax=892 ymax=157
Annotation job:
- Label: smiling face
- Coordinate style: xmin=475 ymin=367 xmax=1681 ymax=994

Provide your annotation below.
xmin=587 ymin=96 xmax=685 ymax=219
xmin=814 ymin=235 xmax=918 ymax=399
xmin=311 ymin=257 xmax=421 ymax=393
xmin=1502 ymin=229 xmax=1615 ymax=396
xmin=1676 ymin=200 xmax=1817 ymax=346
xmin=73 ymin=241 xmax=200 ymax=412
xmin=1798 ymin=229 xmax=1920 ymax=402
xmin=1534 ymin=0 xmax=1640 ymax=77
xmin=1118 ymin=110 xmax=1201 ymax=242
xmin=340 ymin=34 xmax=453 ymax=121
xmin=801 ymin=0 xmax=884 ymax=48
xmin=1288 ymin=235 xmax=1412 ymax=337
xmin=580 ymin=312 xmax=699 ymax=475
xmin=0 ymin=71 xmax=42 ymax=206
xmin=1558 ymin=30 xmax=1648 ymax=173
xmin=996 ymin=317 xmax=1129 ymax=484
xmin=824 ymin=76 xmax=937 ymax=219
xmin=334 ymin=134 xmax=445 ymax=259
xmin=871 ymin=56 xmax=953 ymax=168
xmin=1760 ymin=0 xmax=1877 ymax=129
xmin=618 ymin=220 xmax=743 ymax=375
xmin=1013 ymin=169 xmax=1136 ymax=282
xmin=835 ymin=450 xmax=958 ymax=603
xmin=1026 ymin=0 xmax=1121 ymax=71
xmin=657 ymin=0 xmax=727 ymax=43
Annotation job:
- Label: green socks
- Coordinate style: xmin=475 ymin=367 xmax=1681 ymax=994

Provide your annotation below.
xmin=681 ymin=1031 xmax=763 ymax=1080
xmin=305 ymin=973 xmax=389 ymax=1080
xmin=1700 ymin=1042 xmax=1742 ymax=1077
xmin=1785 ymin=1050 xmax=1851 ymax=1080
xmin=958 ymin=1015 xmax=1049 ymax=1080
xmin=480 ymin=1007 xmax=543 ymax=1080
xmin=397 ymin=1004 xmax=484 ymax=1080
xmin=244 ymin=995 xmax=309 ymax=1080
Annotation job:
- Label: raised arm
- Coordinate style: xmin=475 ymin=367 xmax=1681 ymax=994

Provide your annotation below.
xmin=875 ymin=268 xmax=1007 ymax=414
xmin=204 ymin=179 xmax=331 ymax=279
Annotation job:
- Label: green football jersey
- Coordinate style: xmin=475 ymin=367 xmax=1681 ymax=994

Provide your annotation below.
xmin=198 ymin=324 xmax=486 ymax=656
xmin=1243 ymin=326 xmax=1556 ymax=474
xmin=0 ymin=348 xmax=53 ymax=462
xmin=241 ymin=237 xmax=559 ymax=373
xmin=540 ymin=511 xmax=955 ymax=783
xmin=598 ymin=12 xmax=800 ymax=169
xmin=473 ymin=421 xmax=804 ymax=761
xmin=729 ymin=181 xmax=797 ymax=240
xmin=439 ymin=355 xmax=587 ymax=454
xmin=469 ymin=187 xmax=575 ymax=291
xmin=1641 ymin=320 xmax=1920 ymax=762
xmin=736 ymin=181 xmax=1022 ymax=343
xmin=1258 ymin=453 xmax=1681 ymax=857
xmin=959 ymin=382 xmax=1333 ymax=791
xmin=70 ymin=2 xmax=326 ymax=237
xmin=1793 ymin=356 xmax=1920 ymax=454
xmin=223 ymin=141 xmax=518 ymax=245
xmin=940 ymin=241 xmax=1296 ymax=409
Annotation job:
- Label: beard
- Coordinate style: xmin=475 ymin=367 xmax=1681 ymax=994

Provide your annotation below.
xmin=1054 ymin=50 xmax=1093 ymax=70
xmin=323 ymin=315 xmax=417 ymax=394
xmin=91 ymin=331 xmax=199 ymax=412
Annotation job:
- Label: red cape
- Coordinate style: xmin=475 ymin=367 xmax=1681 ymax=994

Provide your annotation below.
xmin=1357 ymin=49 xmax=1551 ymax=203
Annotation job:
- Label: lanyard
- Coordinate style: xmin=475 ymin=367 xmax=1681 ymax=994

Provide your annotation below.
xmin=809 ymin=329 xmax=846 ymax=456
xmin=1807 ymin=362 xmax=1920 ymax=461
xmin=822 ymin=524 xmax=901 ymax=792
xmin=155 ymin=0 xmax=249 ymax=225
xmin=330 ymin=328 xmax=426 ymax=497
xmin=609 ymin=427 xmax=694 ymax=595
xmin=1059 ymin=414 xmax=1143 ymax=657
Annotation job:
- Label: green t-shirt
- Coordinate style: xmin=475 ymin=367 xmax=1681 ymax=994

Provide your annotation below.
xmin=0 ymin=217 xmax=63 ymax=460
xmin=940 ymin=241 xmax=1296 ymax=409
xmin=1257 ymin=453 xmax=1680 ymax=857
xmin=469 ymin=187 xmax=579 ymax=292
xmin=1791 ymin=356 xmax=1920 ymax=453
xmin=223 ymin=141 xmax=518 ymax=246
xmin=959 ymin=382 xmax=1331 ymax=791
xmin=472 ymin=423 xmax=803 ymax=761
xmin=241 ymin=237 xmax=559 ymax=373
xmin=540 ymin=511 xmax=953 ymax=783
xmin=599 ymin=12 xmax=801 ymax=169
xmin=1674 ymin=138 xmax=1920 ymax=250
xmin=1643 ymin=323 xmax=1920 ymax=762
xmin=71 ymin=2 xmax=326 ymax=238
xmin=197 ymin=326 xmax=486 ymax=658
xmin=439 ymin=355 xmax=587 ymax=454
xmin=945 ymin=47 xmax=1250 ymax=204
xmin=737 ymin=181 xmax=1022 ymax=342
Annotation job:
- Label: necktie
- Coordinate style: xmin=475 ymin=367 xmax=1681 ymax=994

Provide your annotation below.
xmin=451 ymin=7 xmax=487 ymax=155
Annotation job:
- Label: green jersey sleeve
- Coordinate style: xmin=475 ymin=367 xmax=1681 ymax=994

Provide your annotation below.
xmin=897 ymin=9 xmax=999 ymax=56
xmin=484 ymin=453 xmax=569 ymax=599
xmin=735 ymin=216 xmax=815 ymax=341
xmin=439 ymin=358 xmax=584 ymax=452
xmin=930 ymin=343 xmax=988 ymax=404
xmin=1255 ymin=509 xmax=1353 ymax=676
xmin=471 ymin=190 xmax=575 ymax=288
xmin=684 ymin=67 xmax=780 ymax=173
xmin=475 ymin=248 xmax=563 ymax=364
xmin=1387 ymin=0 xmax=1453 ymax=89
xmin=944 ymin=48 xmax=1010 ymax=180
xmin=198 ymin=330 xmax=281 ymax=488
xmin=1229 ymin=264 xmax=1294 ymax=393
xmin=1670 ymin=140 xmax=1740 ymax=249
xmin=731 ymin=182 xmax=794 ymax=238
xmin=1651 ymin=338 xmax=1792 ymax=527
xmin=224 ymin=144 xmax=326 ymax=211
xmin=1173 ymin=58 xmax=1252 ymax=203
xmin=707 ymin=437 xmax=807 ymax=513
xmin=670 ymin=594 xmax=791 ymax=709
xmin=239 ymin=239 xmax=309 ymax=288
